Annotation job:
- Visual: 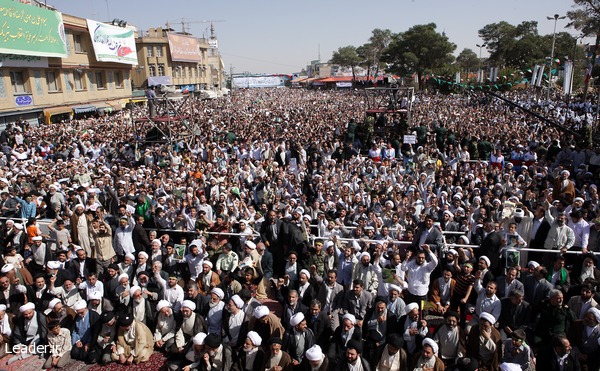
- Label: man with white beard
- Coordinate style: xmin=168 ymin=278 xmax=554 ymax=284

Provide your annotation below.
xmin=154 ymin=300 xmax=177 ymax=352
xmin=174 ymin=300 xmax=204 ymax=353
xmin=130 ymin=285 xmax=153 ymax=328
xmin=114 ymin=273 xmax=131 ymax=311
xmin=223 ymin=294 xmax=246 ymax=348
xmin=48 ymin=277 xmax=83 ymax=309
xmin=207 ymin=287 xmax=225 ymax=334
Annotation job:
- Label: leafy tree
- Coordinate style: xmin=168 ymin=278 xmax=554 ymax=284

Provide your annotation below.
xmin=456 ymin=48 xmax=479 ymax=74
xmin=567 ymin=0 xmax=600 ymax=100
xmin=357 ymin=29 xmax=393 ymax=81
xmin=478 ymin=21 xmax=545 ymax=68
xmin=382 ymin=23 xmax=456 ymax=90
xmin=330 ymin=46 xmax=362 ymax=86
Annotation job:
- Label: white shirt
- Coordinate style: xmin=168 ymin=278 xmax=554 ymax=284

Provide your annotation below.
xmin=401 ymin=250 xmax=438 ymax=296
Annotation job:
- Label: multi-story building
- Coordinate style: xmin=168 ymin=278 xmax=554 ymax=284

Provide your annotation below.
xmin=133 ymin=27 xmax=225 ymax=93
xmin=0 ymin=4 xmax=134 ymax=126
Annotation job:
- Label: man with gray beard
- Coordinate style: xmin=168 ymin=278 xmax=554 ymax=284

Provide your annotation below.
xmin=174 ymin=300 xmax=205 ymax=353
xmin=129 ymin=285 xmax=154 ymax=330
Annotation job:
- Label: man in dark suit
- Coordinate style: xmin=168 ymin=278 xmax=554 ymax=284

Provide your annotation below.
xmin=0 ymin=273 xmax=26 ymax=316
xmin=282 ymin=312 xmax=316 ymax=365
xmin=411 ymin=215 xmax=444 ymax=256
xmin=535 ymin=335 xmax=580 ymax=371
xmin=524 ymin=265 xmax=553 ymax=309
xmin=256 ymin=242 xmax=273 ymax=300
xmin=70 ymin=247 xmax=97 ymax=282
xmin=260 ymin=210 xmax=285 ymax=277
xmin=276 ymin=288 xmax=308 ymax=332
xmin=306 ymin=299 xmax=332 ymax=348
xmin=495 ymin=267 xmax=525 ymax=299
xmin=11 ymin=303 xmax=48 ymax=360
xmin=475 ymin=219 xmax=503 ymax=275
xmin=528 ymin=205 xmax=552 ymax=264
xmin=132 ymin=215 xmax=151 ymax=254
xmin=498 ymin=289 xmax=531 ymax=339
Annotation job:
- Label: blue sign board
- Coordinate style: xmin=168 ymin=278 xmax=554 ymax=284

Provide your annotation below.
xmin=15 ymin=95 xmax=33 ymax=106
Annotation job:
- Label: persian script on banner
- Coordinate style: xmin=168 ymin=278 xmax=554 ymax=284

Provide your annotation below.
xmin=86 ymin=19 xmax=138 ymax=65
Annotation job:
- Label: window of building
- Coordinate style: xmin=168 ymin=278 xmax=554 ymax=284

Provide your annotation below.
xmin=156 ymin=46 xmax=162 ymax=57
xmin=46 ymin=71 xmax=60 ymax=92
xmin=158 ymin=64 xmax=165 ymax=76
xmin=114 ymin=71 xmax=123 ymax=88
xmin=9 ymin=71 xmax=27 ymax=94
xmin=174 ymin=65 xmax=180 ymax=78
xmin=74 ymin=70 xmax=85 ymax=90
xmin=74 ymin=34 xmax=85 ymax=53
xmin=146 ymin=45 xmax=153 ymax=57
xmin=182 ymin=66 xmax=186 ymax=78
xmin=95 ymin=72 xmax=106 ymax=89
xmin=148 ymin=65 xmax=156 ymax=77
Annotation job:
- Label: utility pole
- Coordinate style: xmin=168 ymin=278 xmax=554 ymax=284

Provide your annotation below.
xmin=546 ymin=14 xmax=566 ymax=100
xmin=476 ymin=43 xmax=486 ymax=83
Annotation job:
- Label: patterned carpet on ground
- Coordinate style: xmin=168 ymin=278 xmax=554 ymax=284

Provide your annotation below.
xmin=0 ymin=354 xmax=46 ymax=371
xmin=85 ymin=352 xmax=168 ymax=371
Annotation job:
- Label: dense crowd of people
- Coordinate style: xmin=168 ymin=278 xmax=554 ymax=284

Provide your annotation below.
xmin=0 ymin=86 xmax=598 ymax=371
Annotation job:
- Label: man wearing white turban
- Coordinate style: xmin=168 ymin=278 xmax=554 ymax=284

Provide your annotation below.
xmin=10 ymin=302 xmax=47 ymax=363
xmin=173 ymin=300 xmax=204 ymax=353
xmin=236 ymin=331 xmax=266 ymax=371
xmin=409 ymin=338 xmax=445 ymax=371
xmin=71 ymin=300 xmax=100 ymax=362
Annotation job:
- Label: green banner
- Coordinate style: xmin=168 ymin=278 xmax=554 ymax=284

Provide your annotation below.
xmin=0 ymin=0 xmax=67 ymax=58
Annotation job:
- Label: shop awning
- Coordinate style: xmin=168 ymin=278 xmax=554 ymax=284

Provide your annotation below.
xmin=71 ymin=105 xmax=97 ymax=114
xmin=130 ymin=97 xmax=147 ymax=103
xmin=95 ymin=104 xmax=112 ymax=113
xmin=44 ymin=106 xmax=72 ymax=117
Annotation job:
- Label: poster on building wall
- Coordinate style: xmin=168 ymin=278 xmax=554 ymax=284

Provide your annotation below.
xmin=0 ymin=54 xmax=48 ymax=68
xmin=0 ymin=0 xmax=68 ymax=58
xmin=167 ymin=33 xmax=202 ymax=63
xmin=86 ymin=19 xmax=138 ymax=65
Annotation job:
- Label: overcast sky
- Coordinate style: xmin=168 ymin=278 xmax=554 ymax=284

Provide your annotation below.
xmin=48 ymin=0 xmax=583 ymax=74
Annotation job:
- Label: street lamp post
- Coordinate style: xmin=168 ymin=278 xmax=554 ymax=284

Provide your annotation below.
xmin=476 ymin=43 xmax=486 ymax=83
xmin=546 ymin=14 xmax=566 ymax=99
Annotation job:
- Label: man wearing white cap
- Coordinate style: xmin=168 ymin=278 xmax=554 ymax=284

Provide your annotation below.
xmin=206 ymin=287 xmax=225 ymax=335
xmin=70 ymin=203 xmax=92 ymax=258
xmin=352 ymin=252 xmax=378 ymax=296
xmin=410 ymin=338 xmax=444 ymax=371
xmin=197 ymin=259 xmax=221 ymax=296
xmin=223 ymin=294 xmax=246 ymax=347
xmin=399 ymin=302 xmax=429 ymax=358
xmin=236 ymin=331 xmax=265 ymax=371
xmin=182 ymin=332 xmax=207 ymax=370
xmin=154 ymin=300 xmax=177 ymax=351
xmin=44 ymin=297 xmax=76 ymax=331
xmin=11 ymin=302 xmax=47 ymax=363
xmin=466 ymin=312 xmax=502 ymax=370
xmin=249 ymin=305 xmax=285 ymax=346
xmin=71 ymin=299 xmax=100 ymax=362
xmin=29 ymin=236 xmax=51 ymax=276
xmin=113 ymin=213 xmax=135 ymax=257
xmin=302 ymin=344 xmax=328 ymax=370
xmin=173 ymin=300 xmax=203 ymax=353
xmin=329 ymin=313 xmax=362 ymax=369
xmin=114 ymin=272 xmax=132 ymax=309
xmin=282 ymin=311 xmax=315 ymax=365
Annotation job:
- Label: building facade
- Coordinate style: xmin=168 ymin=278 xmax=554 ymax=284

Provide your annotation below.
xmin=133 ymin=27 xmax=225 ymax=93
xmin=0 ymin=11 xmax=134 ymax=125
